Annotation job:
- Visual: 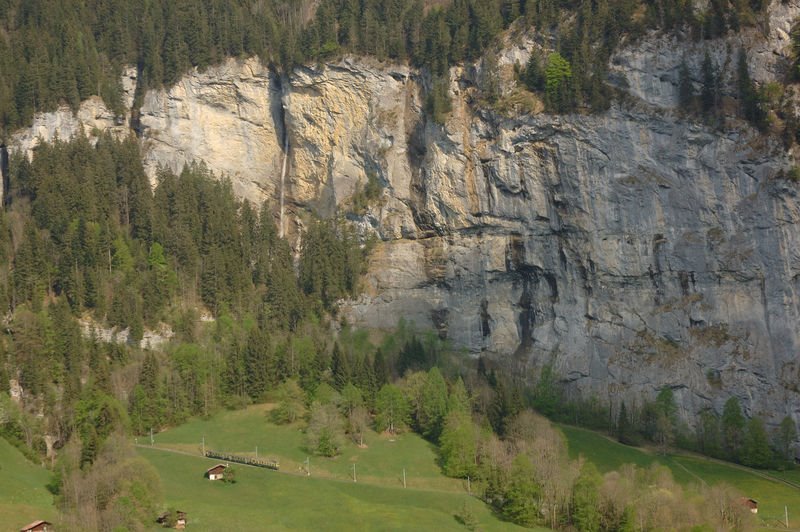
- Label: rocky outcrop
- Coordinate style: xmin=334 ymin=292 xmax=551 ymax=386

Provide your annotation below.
xmin=78 ymin=316 xmax=174 ymax=350
xmin=611 ymin=2 xmax=800 ymax=109
xmin=8 ymin=3 xmax=800 ymax=428
xmin=10 ymin=66 xmax=137 ymax=158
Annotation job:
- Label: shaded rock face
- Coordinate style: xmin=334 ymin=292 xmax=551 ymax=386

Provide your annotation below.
xmin=611 ymin=0 xmax=800 ymax=109
xmin=9 ymin=5 xmax=800 ymax=427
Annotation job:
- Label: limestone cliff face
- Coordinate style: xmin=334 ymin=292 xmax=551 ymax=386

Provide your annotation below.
xmin=138 ymin=58 xmax=284 ymax=202
xmin=9 ymin=3 xmax=800 ymax=427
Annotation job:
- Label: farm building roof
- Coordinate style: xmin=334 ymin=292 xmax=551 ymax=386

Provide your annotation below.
xmin=205 ymin=464 xmax=227 ymax=474
xmin=20 ymin=520 xmax=52 ymax=532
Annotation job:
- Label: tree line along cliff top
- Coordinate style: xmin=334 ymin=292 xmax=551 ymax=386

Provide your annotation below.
xmin=0 ymin=0 xmax=774 ymax=138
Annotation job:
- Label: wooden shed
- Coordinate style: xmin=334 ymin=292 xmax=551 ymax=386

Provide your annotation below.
xmin=205 ymin=464 xmax=227 ymax=480
xmin=20 ymin=521 xmax=52 ymax=532
xmin=738 ymin=497 xmax=758 ymax=514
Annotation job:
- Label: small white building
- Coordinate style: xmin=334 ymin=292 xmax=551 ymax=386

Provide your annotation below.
xmin=204 ymin=464 xmax=226 ymax=481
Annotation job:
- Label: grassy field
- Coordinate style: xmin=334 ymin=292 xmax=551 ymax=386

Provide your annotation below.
xmin=138 ymin=448 xmax=529 ymax=531
xmin=150 ymin=404 xmax=462 ymax=491
xmin=3 ymin=406 xmax=796 ymax=531
xmin=0 ymin=437 xmax=55 ymax=528
xmin=559 ymin=424 xmax=800 ymax=529
xmin=140 ymin=405 xmax=532 ymax=530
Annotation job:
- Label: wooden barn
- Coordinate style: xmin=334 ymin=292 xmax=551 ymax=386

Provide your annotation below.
xmin=19 ymin=521 xmax=52 ymax=532
xmin=738 ymin=497 xmax=758 ymax=514
xmin=205 ymin=464 xmax=227 ymax=480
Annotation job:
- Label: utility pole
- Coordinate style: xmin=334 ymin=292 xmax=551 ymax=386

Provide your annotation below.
xmin=785 ymin=505 xmax=789 ymax=528
xmin=402 ymin=468 xmax=406 ymax=488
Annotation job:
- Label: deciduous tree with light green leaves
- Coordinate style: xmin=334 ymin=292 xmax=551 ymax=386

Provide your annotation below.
xmin=375 ymin=383 xmax=409 ymax=434
xmin=545 ymin=52 xmax=573 ymax=113
xmin=271 ymin=379 xmax=306 ymax=425
xmin=439 ymin=410 xmax=477 ymax=478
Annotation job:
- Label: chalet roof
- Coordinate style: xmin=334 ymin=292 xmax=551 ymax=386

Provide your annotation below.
xmin=205 ymin=463 xmax=227 ymax=474
xmin=20 ymin=521 xmax=52 ymax=532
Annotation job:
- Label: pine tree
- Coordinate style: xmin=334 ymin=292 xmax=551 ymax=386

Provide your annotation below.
xmin=417 ymin=367 xmax=449 ymax=441
xmin=678 ymin=60 xmax=694 ymax=111
xmin=722 ymin=397 xmax=746 ymax=461
xmin=778 ymin=415 xmax=797 ymax=460
xmin=617 ymin=401 xmax=634 ymax=445
xmin=244 ymin=328 xmax=270 ymax=399
xmin=701 ymin=51 xmax=718 ymax=117
xmin=331 ymin=343 xmax=350 ymax=389
xmin=742 ymin=416 xmax=773 ymax=468
xmin=737 ymin=48 xmax=765 ymax=129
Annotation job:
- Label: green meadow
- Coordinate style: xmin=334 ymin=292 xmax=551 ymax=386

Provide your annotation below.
xmin=149 ymin=404 xmax=462 ymax=491
xmin=137 ymin=447 xmax=529 ymax=531
xmin=2 ymin=409 xmax=797 ymax=530
xmin=0 ymin=438 xmax=55 ymax=527
xmin=139 ymin=404 xmax=530 ymax=530
xmin=560 ymin=424 xmax=800 ymax=528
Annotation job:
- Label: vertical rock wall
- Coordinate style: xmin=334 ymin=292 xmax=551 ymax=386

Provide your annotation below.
xmin=7 ymin=6 xmax=800 ymax=428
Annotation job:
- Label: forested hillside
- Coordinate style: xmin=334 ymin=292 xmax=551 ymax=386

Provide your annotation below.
xmin=0 ymin=129 xmax=368 ymax=468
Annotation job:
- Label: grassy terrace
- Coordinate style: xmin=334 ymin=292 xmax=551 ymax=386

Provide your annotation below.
xmin=0 ymin=437 xmax=55 ymax=527
xmin=147 ymin=404 xmax=462 ymax=491
xmin=138 ymin=404 xmax=530 ymax=531
xmin=560 ymin=424 xmax=800 ymax=528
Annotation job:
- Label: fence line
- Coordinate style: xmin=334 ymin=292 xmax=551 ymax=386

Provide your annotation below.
xmin=204 ymin=449 xmax=279 ymax=471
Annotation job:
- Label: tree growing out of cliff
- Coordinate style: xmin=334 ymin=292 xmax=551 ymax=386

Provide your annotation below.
xmin=426 ymin=76 xmax=452 ymax=125
xmin=701 ymin=51 xmax=720 ymax=117
xmin=522 ymin=51 xmax=545 ymax=92
xmin=736 ymin=48 xmax=766 ymax=130
xmin=544 ymin=52 xmax=573 ymax=113
xmin=678 ymin=60 xmax=695 ymax=112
